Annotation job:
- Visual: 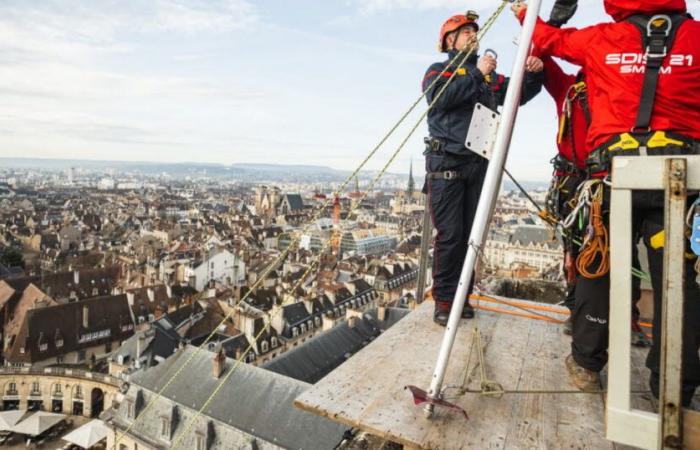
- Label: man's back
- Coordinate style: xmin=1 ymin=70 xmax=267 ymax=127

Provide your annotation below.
xmin=531 ymin=15 xmax=700 ymax=149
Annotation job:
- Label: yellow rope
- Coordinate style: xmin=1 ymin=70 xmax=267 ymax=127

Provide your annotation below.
xmin=108 ymin=17 xmax=498 ymax=449
xmin=168 ymin=4 xmax=511 ymax=448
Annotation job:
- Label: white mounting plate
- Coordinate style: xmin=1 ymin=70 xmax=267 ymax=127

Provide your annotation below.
xmin=465 ymin=103 xmax=500 ymax=160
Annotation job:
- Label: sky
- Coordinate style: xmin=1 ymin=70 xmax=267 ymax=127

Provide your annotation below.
xmin=2 ymin=0 xmax=699 ymax=182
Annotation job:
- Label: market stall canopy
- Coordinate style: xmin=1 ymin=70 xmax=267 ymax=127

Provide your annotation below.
xmin=11 ymin=411 xmax=66 ymax=436
xmin=0 ymin=410 xmax=26 ymax=431
xmin=62 ymin=419 xmax=109 ymax=449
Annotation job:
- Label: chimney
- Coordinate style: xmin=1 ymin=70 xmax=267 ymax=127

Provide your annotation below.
xmin=135 ymin=334 xmax=146 ymax=368
xmin=165 ymin=284 xmax=172 ymax=298
xmin=212 ymin=345 xmax=226 ymax=379
xmin=147 ymin=288 xmax=154 ymax=302
xmin=378 ymin=306 xmax=386 ymax=322
xmin=82 ymin=305 xmax=89 ymax=328
xmin=73 ymin=270 xmax=80 ymax=285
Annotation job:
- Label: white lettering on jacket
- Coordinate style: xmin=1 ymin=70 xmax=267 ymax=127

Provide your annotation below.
xmin=604 ymin=53 xmax=694 ymax=74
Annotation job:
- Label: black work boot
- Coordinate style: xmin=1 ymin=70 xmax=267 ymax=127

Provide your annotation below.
xmin=433 ymin=301 xmax=451 ymax=326
xmin=462 ymin=302 xmax=475 ymax=319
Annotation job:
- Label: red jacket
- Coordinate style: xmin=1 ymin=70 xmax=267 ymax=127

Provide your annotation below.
xmin=524 ymin=0 xmax=700 ymax=150
xmin=541 ymin=56 xmax=589 ymax=171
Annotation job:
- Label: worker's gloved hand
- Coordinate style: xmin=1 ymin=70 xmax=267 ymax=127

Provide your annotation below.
xmin=548 ymin=0 xmax=578 ymax=28
xmin=525 ymin=56 xmax=543 ymax=73
xmin=477 ymin=55 xmax=497 ymax=76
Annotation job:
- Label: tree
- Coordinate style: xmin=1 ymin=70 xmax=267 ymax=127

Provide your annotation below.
xmin=0 ymin=247 xmax=25 ymax=268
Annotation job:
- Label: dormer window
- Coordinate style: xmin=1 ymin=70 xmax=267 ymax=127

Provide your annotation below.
xmin=126 ymin=399 xmax=135 ymax=419
xmin=314 ymin=316 xmax=321 ymax=327
xmin=271 ymin=337 xmax=278 ymax=348
xmin=38 ymin=332 xmax=48 ymax=352
xmin=292 ymin=327 xmax=298 ymax=338
xmin=260 ymin=341 xmax=269 ymax=353
xmin=307 ymin=320 xmax=313 ymax=329
xmin=300 ymin=324 xmax=306 ymax=334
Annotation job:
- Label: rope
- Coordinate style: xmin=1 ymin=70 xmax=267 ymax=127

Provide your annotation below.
xmin=110 ymin=10 xmax=504 ymax=448
xmin=576 ymin=183 xmax=610 ymax=278
xmin=168 ymin=4 xmax=512 ymax=448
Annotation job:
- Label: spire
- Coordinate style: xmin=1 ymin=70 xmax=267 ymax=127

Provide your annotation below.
xmin=354 ymin=176 xmax=360 ymax=194
xmin=407 ymin=159 xmax=415 ymax=196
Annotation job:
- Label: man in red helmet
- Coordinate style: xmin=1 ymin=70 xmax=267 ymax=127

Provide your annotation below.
xmin=512 ymin=0 xmax=700 ymax=405
xmin=423 ymin=11 xmax=544 ymax=326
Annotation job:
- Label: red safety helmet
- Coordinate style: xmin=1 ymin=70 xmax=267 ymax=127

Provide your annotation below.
xmin=438 ymin=11 xmax=479 ymax=52
xmin=604 ymin=0 xmax=686 ymax=22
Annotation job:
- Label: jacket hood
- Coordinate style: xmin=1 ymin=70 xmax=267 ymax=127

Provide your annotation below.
xmin=604 ymin=0 xmax=687 ymax=22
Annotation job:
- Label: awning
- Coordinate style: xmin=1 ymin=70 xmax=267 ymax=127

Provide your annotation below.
xmin=0 ymin=410 xmax=26 ymax=431
xmin=11 ymin=411 xmax=66 ymax=436
xmin=62 ymin=419 xmax=109 ymax=449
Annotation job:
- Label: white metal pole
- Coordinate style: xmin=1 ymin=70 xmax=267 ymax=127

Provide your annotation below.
xmin=424 ymin=0 xmax=543 ymax=416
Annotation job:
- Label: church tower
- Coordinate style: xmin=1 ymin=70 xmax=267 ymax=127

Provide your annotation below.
xmin=407 ymin=159 xmax=415 ymax=197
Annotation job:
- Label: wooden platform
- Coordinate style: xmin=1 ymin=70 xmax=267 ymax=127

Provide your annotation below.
xmin=295 ymin=299 xmax=661 ymax=449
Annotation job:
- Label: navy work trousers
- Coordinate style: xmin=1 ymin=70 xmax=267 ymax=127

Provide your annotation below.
xmin=572 ymin=190 xmax=700 ymax=405
xmin=425 ymin=153 xmax=488 ymax=304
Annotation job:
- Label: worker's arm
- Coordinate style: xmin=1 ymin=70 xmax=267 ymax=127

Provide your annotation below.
xmin=514 ymin=6 xmax=593 ymax=67
xmin=493 ymin=57 xmax=545 ymax=107
xmin=422 ymin=63 xmax=487 ymax=111
xmin=542 ymin=55 xmax=577 ymax=107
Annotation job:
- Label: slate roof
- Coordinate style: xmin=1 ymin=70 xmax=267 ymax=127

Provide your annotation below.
xmin=116 ymin=345 xmax=347 ymax=449
xmin=509 ymin=225 xmax=560 ymax=249
xmin=262 ymin=308 xmax=410 ymax=384
xmin=7 ymin=294 xmax=135 ymax=364
xmin=283 ymin=194 xmax=304 ymax=212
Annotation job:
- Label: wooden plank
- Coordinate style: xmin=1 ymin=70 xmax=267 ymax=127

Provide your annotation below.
xmin=295 ymin=301 xmax=614 ymax=449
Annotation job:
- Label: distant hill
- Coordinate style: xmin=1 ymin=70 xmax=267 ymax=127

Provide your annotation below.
xmin=0 ymin=157 xmax=548 ymax=187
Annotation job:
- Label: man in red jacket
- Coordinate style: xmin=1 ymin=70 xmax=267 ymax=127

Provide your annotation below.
xmin=514 ymin=0 xmax=700 ymax=405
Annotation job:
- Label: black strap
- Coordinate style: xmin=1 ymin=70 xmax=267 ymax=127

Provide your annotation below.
xmin=627 ymin=13 xmax=687 ymax=132
xmin=426 ymin=170 xmax=466 ymax=180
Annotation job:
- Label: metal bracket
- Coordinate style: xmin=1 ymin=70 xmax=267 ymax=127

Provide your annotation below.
xmin=405 ymin=385 xmax=469 ymax=420
xmin=659 ymin=158 xmax=686 ymax=449
xmin=465 ymin=103 xmax=500 ymax=160
xmin=607 ymin=156 xmax=700 ymax=450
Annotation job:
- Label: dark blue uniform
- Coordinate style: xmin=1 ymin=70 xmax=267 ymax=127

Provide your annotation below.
xmin=423 ymin=50 xmax=543 ymax=306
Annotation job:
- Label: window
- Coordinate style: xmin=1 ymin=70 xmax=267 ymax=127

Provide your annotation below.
xmin=31 ymin=382 xmax=40 ymax=394
xmin=56 ymin=337 xmax=64 ymax=348
xmin=7 ymin=382 xmax=17 ymax=394
xmin=300 ymin=324 xmax=306 ymax=334
xmin=314 ymin=317 xmax=321 ymax=327
xmin=54 ymin=384 xmax=62 ymax=395
xmin=119 ymin=445 xmax=128 ymax=450
xmin=75 ymin=385 xmax=83 ymax=399
xmin=161 ymin=418 xmax=170 ymax=438
xmin=260 ymin=341 xmax=269 ymax=353
xmin=271 ymin=337 xmax=278 ymax=348
xmin=77 ymin=350 xmax=86 ymax=362
xmin=292 ymin=327 xmax=298 ymax=338
xmin=126 ymin=400 xmax=135 ymax=419
xmin=196 ymin=434 xmax=206 ymax=450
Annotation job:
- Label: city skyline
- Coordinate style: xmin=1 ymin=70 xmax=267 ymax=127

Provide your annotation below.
xmin=4 ymin=1 xmax=698 ymax=182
